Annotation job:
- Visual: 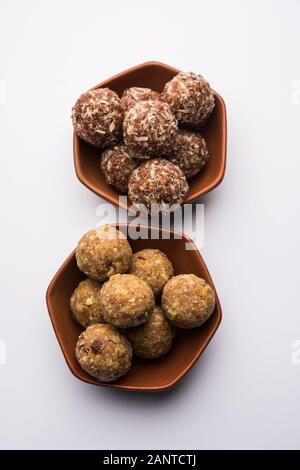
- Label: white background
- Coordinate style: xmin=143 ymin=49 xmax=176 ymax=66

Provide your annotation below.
xmin=0 ymin=0 xmax=300 ymax=450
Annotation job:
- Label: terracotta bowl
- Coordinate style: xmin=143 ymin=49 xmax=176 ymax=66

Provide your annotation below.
xmin=46 ymin=225 xmax=222 ymax=391
xmin=73 ymin=61 xmax=227 ymax=210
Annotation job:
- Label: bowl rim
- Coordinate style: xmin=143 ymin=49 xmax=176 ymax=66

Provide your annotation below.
xmin=73 ymin=61 xmax=227 ymax=211
xmin=46 ymin=224 xmax=222 ymax=391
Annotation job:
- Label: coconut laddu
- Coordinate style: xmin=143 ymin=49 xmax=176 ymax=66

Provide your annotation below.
xmin=75 ymin=324 xmax=132 ymax=382
xmin=128 ymin=159 xmax=188 ymax=212
xmin=70 ymin=279 xmax=104 ymax=328
xmin=123 ymin=100 xmax=177 ymax=158
xmin=161 ymin=72 xmax=215 ymax=128
xmin=162 ymin=274 xmax=215 ymax=329
xmin=121 ymin=87 xmax=161 ymax=111
xmin=130 ymin=248 xmax=174 ymax=297
xmin=100 ymin=274 xmax=155 ymax=328
xmin=75 ymin=225 xmax=132 ymax=282
xmin=127 ymin=306 xmax=175 ymax=359
xmin=72 ymin=88 xmax=123 ymax=148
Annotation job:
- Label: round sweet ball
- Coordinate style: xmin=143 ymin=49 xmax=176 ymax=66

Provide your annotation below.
xmin=162 ymin=274 xmax=215 ymax=329
xmin=121 ymin=87 xmax=161 ymax=110
xmin=70 ymin=279 xmax=105 ymax=328
xmin=100 ymin=274 xmax=155 ymax=328
xmin=75 ymin=324 xmax=132 ymax=382
xmin=161 ymin=72 xmax=215 ymax=128
xmin=71 ymin=88 xmax=123 ymax=148
xmin=170 ymin=129 xmax=210 ymax=179
xmin=76 ymin=225 xmax=132 ymax=282
xmin=128 ymin=159 xmax=189 ymax=212
xmin=127 ymin=306 xmax=175 ymax=359
xmin=130 ymin=249 xmax=174 ymax=297
xmin=101 ymin=144 xmax=140 ymax=193
xmin=123 ymin=100 xmax=178 ymax=158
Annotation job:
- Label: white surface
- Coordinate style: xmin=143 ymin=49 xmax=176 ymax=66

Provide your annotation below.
xmin=1 ymin=0 xmax=300 ymax=450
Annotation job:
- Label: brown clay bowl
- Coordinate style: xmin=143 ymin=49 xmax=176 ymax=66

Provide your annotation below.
xmin=73 ymin=61 xmax=227 ymax=211
xmin=46 ymin=225 xmax=222 ymax=391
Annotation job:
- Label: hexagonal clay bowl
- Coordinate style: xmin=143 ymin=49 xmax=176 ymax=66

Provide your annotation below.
xmin=73 ymin=61 xmax=227 ymax=211
xmin=46 ymin=225 xmax=222 ymax=391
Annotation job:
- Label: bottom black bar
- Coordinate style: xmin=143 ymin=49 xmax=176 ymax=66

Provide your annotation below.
xmin=0 ymin=450 xmax=298 ymax=466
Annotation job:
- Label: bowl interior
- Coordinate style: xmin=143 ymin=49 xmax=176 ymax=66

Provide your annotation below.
xmin=74 ymin=62 xmax=227 ymax=208
xmin=46 ymin=226 xmax=222 ymax=390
